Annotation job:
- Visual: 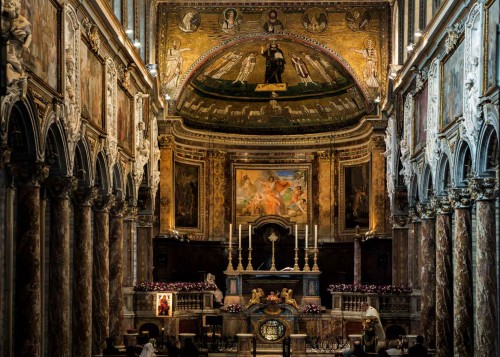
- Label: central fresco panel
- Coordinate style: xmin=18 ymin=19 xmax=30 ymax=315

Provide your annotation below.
xmin=158 ymin=4 xmax=389 ymax=134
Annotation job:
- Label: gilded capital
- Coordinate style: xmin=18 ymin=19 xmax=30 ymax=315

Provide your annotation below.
xmin=158 ymin=135 xmax=174 ymax=149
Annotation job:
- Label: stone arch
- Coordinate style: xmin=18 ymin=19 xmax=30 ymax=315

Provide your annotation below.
xmin=112 ymin=164 xmax=124 ymax=200
xmin=477 ymin=105 xmax=499 ymax=176
xmin=73 ymin=139 xmax=92 ymax=186
xmin=95 ymin=151 xmax=110 ymax=193
xmin=44 ymin=122 xmax=70 ymax=177
xmin=420 ymin=163 xmax=433 ymax=201
xmin=436 ymin=153 xmax=452 ymax=195
xmin=5 ymin=100 xmax=41 ymax=164
xmin=408 ymin=174 xmax=419 ymax=206
xmin=454 ymin=140 xmax=473 ymax=187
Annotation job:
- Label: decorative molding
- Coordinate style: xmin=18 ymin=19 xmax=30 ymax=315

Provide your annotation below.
xmin=106 ymin=58 xmax=118 ymax=174
xmin=82 ymin=18 xmax=101 ymax=54
xmin=385 ymin=116 xmax=395 ymax=212
xmin=426 ymin=58 xmax=441 ymax=175
xmin=445 ymin=20 xmax=465 ymax=55
xmin=400 ymin=93 xmax=413 ymax=188
xmin=134 ymin=93 xmax=150 ymax=187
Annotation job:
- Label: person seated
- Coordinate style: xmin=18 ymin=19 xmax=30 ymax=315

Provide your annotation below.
xmin=180 ymin=338 xmax=199 ymax=357
xmin=386 ymin=340 xmax=402 ymax=356
xmin=408 ymin=335 xmax=428 ymax=357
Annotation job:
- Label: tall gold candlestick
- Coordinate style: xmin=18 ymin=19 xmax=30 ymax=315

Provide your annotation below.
xmin=246 ymin=247 xmax=253 ymax=271
xmin=226 ymin=244 xmax=234 ymax=271
xmin=303 ymin=248 xmax=310 ymax=271
xmin=293 ymin=248 xmax=300 ymax=271
xmin=269 ymin=232 xmax=278 ymax=271
xmin=236 ymin=247 xmax=244 ymax=271
xmin=312 ymin=248 xmax=319 ymax=271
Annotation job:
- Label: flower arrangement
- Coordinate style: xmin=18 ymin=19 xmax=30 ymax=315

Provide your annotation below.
xmin=327 ymin=284 xmax=413 ymax=295
xmin=134 ymin=281 xmax=217 ymax=292
xmin=225 ymin=303 xmax=242 ymax=313
xmin=303 ymin=303 xmax=321 ymax=314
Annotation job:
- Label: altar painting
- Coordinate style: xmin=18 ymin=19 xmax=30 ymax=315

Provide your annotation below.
xmin=235 ymin=168 xmax=308 ymax=225
xmin=80 ymin=41 xmax=103 ymax=128
xmin=343 ymin=163 xmax=370 ymax=229
xmin=117 ymin=87 xmax=132 ymax=152
xmin=175 ymin=162 xmax=199 ymax=228
xmin=156 ymin=293 xmax=173 ymax=317
xmin=441 ymin=41 xmax=464 ymax=128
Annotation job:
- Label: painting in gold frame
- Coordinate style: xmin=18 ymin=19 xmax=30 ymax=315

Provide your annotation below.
xmin=413 ymin=84 xmax=428 ymax=153
xmin=21 ymin=0 xmax=60 ymax=91
xmin=156 ymin=293 xmax=173 ymax=317
xmin=174 ymin=161 xmax=200 ymax=228
xmin=234 ymin=167 xmax=309 ymax=226
xmin=339 ymin=161 xmax=370 ymax=231
xmin=117 ymin=87 xmax=132 ymax=153
xmin=80 ymin=40 xmax=103 ymax=128
xmin=485 ymin=0 xmax=499 ymax=93
xmin=441 ymin=39 xmax=464 ymax=129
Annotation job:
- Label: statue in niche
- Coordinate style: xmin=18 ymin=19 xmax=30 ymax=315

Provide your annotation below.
xmin=1 ymin=0 xmax=31 ymax=86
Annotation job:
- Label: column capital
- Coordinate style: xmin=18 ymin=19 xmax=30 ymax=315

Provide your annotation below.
xmin=408 ymin=206 xmax=420 ymax=222
xmin=448 ymin=187 xmax=474 ymax=208
xmin=435 ymin=195 xmax=453 ymax=215
xmin=158 ymin=135 xmax=174 ymax=149
xmin=207 ymin=149 xmax=228 ymax=162
xmin=137 ymin=214 xmax=155 ymax=227
xmin=110 ymin=198 xmax=128 ymax=217
xmin=469 ymin=177 xmax=498 ymax=201
xmin=9 ymin=163 xmax=49 ymax=187
xmin=45 ymin=176 xmax=77 ymax=199
xmin=93 ymin=193 xmax=115 ymax=212
xmin=0 ymin=146 xmax=11 ymax=170
xmin=416 ymin=199 xmax=436 ymax=219
xmin=73 ymin=186 xmax=99 ymax=207
xmin=390 ymin=215 xmax=411 ymax=228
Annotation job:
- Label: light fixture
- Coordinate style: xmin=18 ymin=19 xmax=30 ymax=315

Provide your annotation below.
xmin=164 ymin=93 xmax=171 ymax=101
xmin=146 ymin=64 xmax=158 ymax=77
xmin=125 ymin=27 xmax=133 ymax=35
xmin=373 ymin=95 xmax=381 ymax=104
xmin=133 ymin=39 xmax=141 ymax=48
xmin=414 ymin=29 xmax=423 ymax=38
xmin=406 ymin=43 xmax=415 ymax=53
xmin=388 ymin=64 xmax=402 ymax=80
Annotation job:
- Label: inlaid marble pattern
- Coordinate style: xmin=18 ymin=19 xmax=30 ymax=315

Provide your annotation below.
xmin=109 ymin=213 xmax=125 ymax=344
xmin=419 ymin=218 xmax=436 ymax=349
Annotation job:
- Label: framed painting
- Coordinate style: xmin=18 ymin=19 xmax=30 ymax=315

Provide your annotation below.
xmin=340 ymin=161 xmax=370 ymax=231
xmin=21 ymin=0 xmax=60 ymax=91
xmin=485 ymin=0 xmax=499 ymax=93
xmin=80 ymin=40 xmax=103 ymax=128
xmin=117 ymin=87 xmax=132 ymax=153
xmin=234 ymin=167 xmax=310 ymax=226
xmin=156 ymin=293 xmax=173 ymax=317
xmin=414 ymin=84 xmax=428 ymax=152
xmin=441 ymin=40 xmax=464 ymax=128
xmin=174 ymin=161 xmax=199 ymax=228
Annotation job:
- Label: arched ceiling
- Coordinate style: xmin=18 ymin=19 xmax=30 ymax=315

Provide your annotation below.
xmin=176 ymin=36 xmax=370 ymax=134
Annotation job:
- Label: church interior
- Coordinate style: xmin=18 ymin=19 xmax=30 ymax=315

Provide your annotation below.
xmin=0 ymin=0 xmax=499 ymax=356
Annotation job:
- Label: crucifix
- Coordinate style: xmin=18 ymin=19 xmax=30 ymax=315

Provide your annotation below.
xmin=268 ymin=231 xmax=278 ymax=271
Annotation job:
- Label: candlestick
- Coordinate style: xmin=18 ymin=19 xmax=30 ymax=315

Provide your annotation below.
xmin=238 ymin=224 xmax=242 ymax=249
xmin=314 ymin=224 xmax=318 ymax=249
xmin=236 ymin=247 xmax=244 ymax=271
xmin=312 ymin=248 xmax=319 ymax=271
xmin=226 ymin=224 xmax=234 ymax=271
xmin=305 ymin=225 xmax=308 ymax=249
xmin=293 ymin=247 xmax=300 ymax=271
xmin=295 ymin=225 xmax=298 ymax=249
xmin=249 ymin=224 xmax=252 ymax=249
xmin=246 ymin=247 xmax=253 ymax=271
xmin=303 ymin=247 xmax=310 ymax=271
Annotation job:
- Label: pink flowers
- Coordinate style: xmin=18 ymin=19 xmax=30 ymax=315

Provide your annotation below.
xmin=303 ymin=303 xmax=320 ymax=314
xmin=134 ymin=281 xmax=217 ymax=292
xmin=327 ymin=284 xmax=412 ymax=295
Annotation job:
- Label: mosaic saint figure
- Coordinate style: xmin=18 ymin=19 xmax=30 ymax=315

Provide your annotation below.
xmin=350 ymin=38 xmax=379 ymax=88
xmin=163 ymin=38 xmax=190 ymax=90
xmin=233 ymin=51 xmax=257 ymax=84
xmin=261 ymin=43 xmax=285 ymax=83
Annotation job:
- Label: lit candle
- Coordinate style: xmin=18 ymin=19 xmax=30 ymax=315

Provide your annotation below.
xmin=305 ymin=225 xmax=308 ymax=249
xmin=249 ymin=224 xmax=252 ymax=249
xmin=314 ymin=224 xmax=318 ymax=249
xmin=238 ymin=224 xmax=242 ymax=249
xmin=295 ymin=225 xmax=298 ymax=249
xmin=229 ymin=223 xmax=232 ymax=247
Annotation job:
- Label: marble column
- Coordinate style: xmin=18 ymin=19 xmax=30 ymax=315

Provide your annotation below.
xmin=109 ymin=199 xmax=127 ymax=345
xmin=390 ymin=216 xmax=410 ymax=285
xmin=47 ymin=176 xmax=76 ymax=357
xmin=370 ymin=136 xmax=387 ymax=234
xmin=416 ymin=200 xmax=436 ymax=349
xmin=158 ymin=135 xmax=174 ymax=233
xmin=207 ymin=150 xmax=228 ymax=239
xmin=449 ymin=188 xmax=473 ymax=357
xmin=12 ymin=164 xmax=49 ymax=357
xmin=92 ymin=194 xmax=114 ymax=354
xmin=316 ymin=151 xmax=335 ymax=238
xmin=471 ymin=178 xmax=498 ymax=356
xmin=136 ymin=215 xmax=154 ymax=282
xmin=407 ymin=207 xmax=421 ymax=289
xmin=353 ymin=234 xmax=362 ymax=285
xmin=72 ymin=186 xmax=97 ymax=357
xmin=435 ymin=196 xmax=453 ymax=356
